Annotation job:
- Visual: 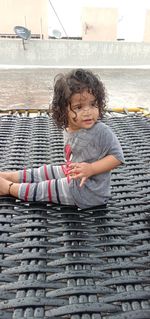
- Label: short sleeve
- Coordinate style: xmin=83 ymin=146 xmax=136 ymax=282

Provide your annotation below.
xmin=97 ymin=124 xmax=125 ymax=164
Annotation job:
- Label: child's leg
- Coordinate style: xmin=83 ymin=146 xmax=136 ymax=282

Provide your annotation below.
xmin=18 ymin=176 xmax=74 ymax=205
xmin=19 ymin=164 xmax=67 ymax=183
xmin=0 ymin=164 xmax=73 ymax=204
xmin=0 ymin=163 xmax=67 ymax=183
xmin=0 ymin=171 xmax=19 ymax=183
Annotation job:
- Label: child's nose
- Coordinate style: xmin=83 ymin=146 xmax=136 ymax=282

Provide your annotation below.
xmin=83 ymin=105 xmax=91 ymax=112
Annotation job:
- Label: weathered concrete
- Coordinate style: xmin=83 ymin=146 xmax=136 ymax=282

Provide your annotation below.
xmin=0 ymin=68 xmax=150 ymax=111
xmin=1 ymin=39 xmax=150 ymax=67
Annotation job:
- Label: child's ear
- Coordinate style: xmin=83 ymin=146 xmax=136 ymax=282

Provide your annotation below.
xmin=98 ymin=112 xmax=102 ymax=120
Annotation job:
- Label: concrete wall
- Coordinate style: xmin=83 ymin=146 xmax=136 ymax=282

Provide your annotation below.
xmin=82 ymin=7 xmax=118 ymax=41
xmin=1 ymin=39 xmax=150 ymax=67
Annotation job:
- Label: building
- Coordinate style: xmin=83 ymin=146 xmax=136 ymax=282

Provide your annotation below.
xmin=0 ymin=0 xmax=150 ymax=42
xmin=81 ymin=7 xmax=118 ymax=41
xmin=81 ymin=5 xmax=150 ymax=42
xmin=144 ymin=10 xmax=150 ymax=42
xmin=0 ymin=0 xmax=49 ymax=39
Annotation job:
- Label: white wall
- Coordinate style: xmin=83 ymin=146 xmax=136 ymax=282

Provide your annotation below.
xmin=117 ymin=2 xmax=146 ymax=41
xmin=48 ymin=0 xmax=150 ymax=41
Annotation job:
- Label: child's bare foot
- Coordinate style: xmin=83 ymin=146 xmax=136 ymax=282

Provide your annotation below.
xmin=0 ymin=176 xmax=19 ymax=198
xmin=0 ymin=176 xmax=10 ymax=195
xmin=0 ymin=171 xmax=19 ymax=182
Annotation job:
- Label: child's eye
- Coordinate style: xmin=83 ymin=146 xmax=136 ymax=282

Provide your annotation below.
xmin=75 ymin=105 xmax=82 ymax=111
xmin=91 ymin=101 xmax=98 ymax=107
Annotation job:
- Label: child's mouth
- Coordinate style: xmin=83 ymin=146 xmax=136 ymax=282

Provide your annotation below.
xmin=83 ymin=119 xmax=93 ymax=123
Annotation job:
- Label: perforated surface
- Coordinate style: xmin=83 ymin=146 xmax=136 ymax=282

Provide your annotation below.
xmin=0 ymin=114 xmax=149 ymax=318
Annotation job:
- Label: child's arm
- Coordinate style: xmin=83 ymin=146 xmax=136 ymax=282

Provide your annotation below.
xmin=68 ymin=155 xmax=122 ymax=187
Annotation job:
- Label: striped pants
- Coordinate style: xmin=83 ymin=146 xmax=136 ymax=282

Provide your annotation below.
xmin=18 ymin=164 xmax=75 ymax=205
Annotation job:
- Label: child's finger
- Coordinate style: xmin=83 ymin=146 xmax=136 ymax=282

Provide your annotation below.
xmin=67 ymin=168 xmax=79 ymax=175
xmin=68 ymin=162 xmax=79 ymax=169
xmin=79 ymin=177 xmax=87 ymax=187
xmin=69 ymin=172 xmax=83 ymax=180
xmin=68 ymin=162 xmax=75 ymax=167
xmin=67 ymin=166 xmax=81 ymax=175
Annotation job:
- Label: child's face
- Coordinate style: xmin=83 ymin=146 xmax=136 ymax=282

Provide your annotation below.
xmin=67 ymin=90 xmax=99 ymax=132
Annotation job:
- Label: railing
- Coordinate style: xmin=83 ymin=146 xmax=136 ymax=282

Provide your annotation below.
xmin=0 ymin=33 xmax=41 ymax=39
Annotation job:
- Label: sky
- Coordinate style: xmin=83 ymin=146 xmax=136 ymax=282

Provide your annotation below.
xmin=48 ymin=0 xmax=150 ymax=41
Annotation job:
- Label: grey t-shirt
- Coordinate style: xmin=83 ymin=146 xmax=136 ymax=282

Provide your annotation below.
xmin=63 ymin=121 xmax=125 ymax=209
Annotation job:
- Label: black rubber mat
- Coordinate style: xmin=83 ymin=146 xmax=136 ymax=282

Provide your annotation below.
xmin=0 ymin=113 xmax=149 ymax=318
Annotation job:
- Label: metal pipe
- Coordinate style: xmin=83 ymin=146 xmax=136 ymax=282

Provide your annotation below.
xmin=109 ymin=107 xmax=143 ymax=113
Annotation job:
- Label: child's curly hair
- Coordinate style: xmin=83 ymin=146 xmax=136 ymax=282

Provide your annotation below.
xmin=51 ymin=68 xmax=107 ymax=129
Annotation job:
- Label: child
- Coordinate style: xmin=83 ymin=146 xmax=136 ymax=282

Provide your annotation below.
xmin=0 ymin=69 xmax=124 ymax=208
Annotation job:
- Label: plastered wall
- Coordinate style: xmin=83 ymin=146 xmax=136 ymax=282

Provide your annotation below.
xmin=0 ymin=39 xmax=150 ymax=67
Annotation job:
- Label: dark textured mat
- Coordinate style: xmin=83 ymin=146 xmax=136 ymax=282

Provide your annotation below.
xmin=0 ymin=114 xmax=149 ymax=318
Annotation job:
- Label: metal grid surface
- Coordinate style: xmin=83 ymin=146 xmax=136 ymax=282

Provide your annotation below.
xmin=0 ymin=113 xmax=150 ymax=319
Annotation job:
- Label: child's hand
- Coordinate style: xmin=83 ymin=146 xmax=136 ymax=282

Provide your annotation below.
xmin=68 ymin=162 xmax=94 ymax=187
